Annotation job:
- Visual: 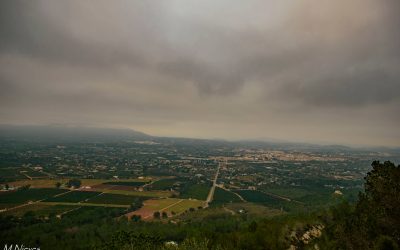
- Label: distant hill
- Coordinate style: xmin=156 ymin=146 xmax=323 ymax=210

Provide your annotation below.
xmin=0 ymin=125 xmax=151 ymax=142
xmin=0 ymin=124 xmax=398 ymax=154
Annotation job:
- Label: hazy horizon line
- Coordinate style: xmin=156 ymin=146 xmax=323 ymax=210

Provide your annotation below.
xmin=1 ymin=123 xmax=398 ymax=149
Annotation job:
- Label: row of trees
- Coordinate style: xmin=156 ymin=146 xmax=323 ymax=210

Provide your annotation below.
xmin=153 ymin=211 xmax=168 ymax=219
xmin=55 ymin=178 xmax=81 ymax=189
xmin=153 ymin=207 xmax=198 ymax=219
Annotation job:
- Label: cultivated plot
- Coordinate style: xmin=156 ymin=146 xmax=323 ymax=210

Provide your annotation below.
xmin=84 ymin=193 xmax=146 ymax=205
xmin=0 ymin=188 xmax=68 ymax=209
xmin=45 ymin=191 xmax=101 ymax=203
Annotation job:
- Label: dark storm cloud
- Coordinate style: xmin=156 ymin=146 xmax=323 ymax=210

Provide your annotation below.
xmin=157 ymin=59 xmax=245 ymax=95
xmin=281 ymin=67 xmax=400 ymax=107
xmin=0 ymin=0 xmax=399 ymax=146
xmin=0 ymin=1 xmax=153 ymax=67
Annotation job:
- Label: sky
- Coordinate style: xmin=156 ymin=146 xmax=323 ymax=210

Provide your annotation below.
xmin=0 ymin=0 xmax=399 ymax=147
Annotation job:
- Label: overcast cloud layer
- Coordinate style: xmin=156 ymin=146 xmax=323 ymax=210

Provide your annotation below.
xmin=1 ymin=0 xmax=399 ymax=147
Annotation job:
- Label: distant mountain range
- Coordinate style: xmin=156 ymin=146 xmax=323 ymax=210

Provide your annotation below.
xmin=0 ymin=124 xmax=150 ymax=142
xmin=0 ymin=124 xmax=399 ymax=153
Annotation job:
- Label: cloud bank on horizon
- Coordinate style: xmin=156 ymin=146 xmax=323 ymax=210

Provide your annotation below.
xmin=0 ymin=0 xmax=399 ymax=146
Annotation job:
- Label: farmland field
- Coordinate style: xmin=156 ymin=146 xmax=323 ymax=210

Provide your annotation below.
xmin=164 ymin=199 xmax=204 ymax=214
xmin=179 ymin=183 xmax=211 ymax=200
xmin=263 ymin=187 xmax=313 ymax=200
xmin=211 ymin=187 xmax=243 ymax=205
xmin=225 ymin=203 xmax=283 ymax=217
xmin=126 ymin=197 xmax=205 ymax=220
xmin=61 ymin=206 xmax=126 ymax=220
xmin=85 ymin=193 xmax=146 ymax=205
xmin=40 ymin=202 xmax=129 ymax=208
xmin=91 ymin=184 xmax=139 ymax=191
xmin=45 ymin=191 xmax=101 ymax=203
xmin=81 ymin=178 xmax=153 ymax=185
xmin=149 ymin=177 xmax=186 ymax=190
xmin=126 ymin=198 xmax=180 ymax=220
xmin=144 ymin=198 xmax=181 ymax=211
xmin=235 ymin=190 xmax=283 ymax=206
xmin=8 ymin=178 xmax=153 ymax=189
xmin=3 ymin=203 xmax=79 ymax=217
xmin=8 ymin=179 xmax=63 ymax=188
xmin=100 ymin=189 xmax=172 ymax=198
xmin=0 ymin=203 xmax=21 ymax=210
xmin=0 ymin=188 xmax=68 ymax=209
xmin=0 ymin=168 xmax=24 ymax=182
xmin=102 ymin=181 xmax=149 ymax=187
xmin=24 ymin=171 xmax=48 ymax=178
xmin=232 ymin=189 xmax=309 ymax=212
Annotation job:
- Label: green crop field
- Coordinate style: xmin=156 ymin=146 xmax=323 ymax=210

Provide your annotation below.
xmin=6 ymin=178 xmax=153 ymax=189
xmin=101 ymin=189 xmax=172 ymax=198
xmin=212 ymin=187 xmax=243 ymax=205
xmin=0 ymin=188 xmax=68 ymax=209
xmin=165 ymin=199 xmax=204 ymax=215
xmin=39 ymin=202 xmax=129 ymax=208
xmin=3 ymin=204 xmax=79 ymax=217
xmin=264 ymin=187 xmax=313 ymax=200
xmin=45 ymin=191 xmax=101 ymax=203
xmin=149 ymin=178 xmax=186 ymax=190
xmin=225 ymin=203 xmax=283 ymax=217
xmin=179 ymin=183 xmax=211 ymax=200
xmin=233 ymin=190 xmax=310 ymax=212
xmin=0 ymin=168 xmax=24 ymax=182
xmin=235 ymin=190 xmax=283 ymax=206
xmin=24 ymin=171 xmax=48 ymax=178
xmin=8 ymin=179 xmax=62 ymax=188
xmin=144 ymin=198 xmax=182 ymax=211
xmin=61 ymin=206 xmax=126 ymax=220
xmin=102 ymin=181 xmax=148 ymax=187
xmin=85 ymin=193 xmax=146 ymax=205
